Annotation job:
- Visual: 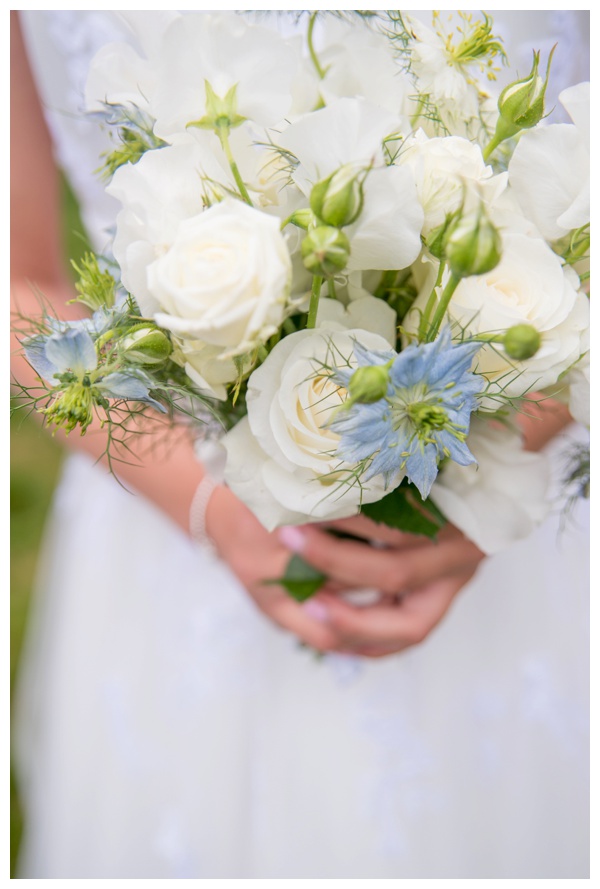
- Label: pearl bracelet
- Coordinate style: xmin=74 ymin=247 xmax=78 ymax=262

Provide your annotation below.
xmin=189 ymin=474 xmax=219 ymax=554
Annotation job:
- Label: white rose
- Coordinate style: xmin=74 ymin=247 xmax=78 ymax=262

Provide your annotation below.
xmin=170 ymin=338 xmax=242 ymax=402
xmin=429 ymin=418 xmax=551 ymax=554
xmin=316 ymin=296 xmax=397 ymax=347
xmin=398 ymin=130 xmax=507 ymax=235
xmin=147 ymin=199 xmax=291 ymax=358
xmin=108 ymin=139 xmax=223 ymax=313
xmin=223 ymin=324 xmax=398 ymax=529
xmin=108 ymin=135 xmax=294 ymax=315
xmin=407 ymin=233 xmax=589 ymax=406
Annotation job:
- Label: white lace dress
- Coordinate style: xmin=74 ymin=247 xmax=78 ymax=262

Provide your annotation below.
xmin=14 ymin=11 xmax=590 ymax=879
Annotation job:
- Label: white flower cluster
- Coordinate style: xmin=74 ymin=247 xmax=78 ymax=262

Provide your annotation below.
xmin=85 ymin=11 xmax=589 ymax=553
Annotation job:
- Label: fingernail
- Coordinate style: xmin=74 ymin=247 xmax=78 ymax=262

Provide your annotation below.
xmin=303 ymin=598 xmax=330 ymax=623
xmin=277 ymin=525 xmax=307 ymax=553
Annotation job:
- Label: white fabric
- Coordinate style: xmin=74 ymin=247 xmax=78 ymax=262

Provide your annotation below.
xmin=14 ymin=11 xmax=590 ymax=879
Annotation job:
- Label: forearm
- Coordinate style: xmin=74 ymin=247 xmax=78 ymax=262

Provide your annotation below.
xmin=11 ymin=11 xmax=205 ymax=535
xmin=517 ymin=396 xmax=573 ymax=452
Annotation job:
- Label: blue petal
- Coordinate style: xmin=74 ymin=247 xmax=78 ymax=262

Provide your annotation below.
xmin=22 ymin=336 xmax=59 ymax=383
xmin=353 ymin=341 xmax=395 ymax=367
xmin=426 ymin=343 xmax=483 ymax=390
xmin=47 ymin=315 xmax=98 ymax=335
xmin=436 ymin=431 xmax=478 ymax=466
xmin=390 ymin=346 xmax=430 ymax=389
xmin=97 ymin=372 xmax=167 ymax=412
xmin=45 ymin=329 xmax=98 ymax=376
xmin=405 ymin=443 xmax=439 ymax=499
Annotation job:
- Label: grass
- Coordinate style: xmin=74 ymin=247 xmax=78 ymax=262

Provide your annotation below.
xmin=10 ymin=172 xmax=90 ymax=876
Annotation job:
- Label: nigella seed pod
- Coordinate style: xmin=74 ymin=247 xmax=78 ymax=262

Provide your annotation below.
xmin=301 ymin=226 xmax=350 ymax=277
xmin=425 ymin=212 xmax=458 ymax=260
xmin=121 ymin=327 xmax=172 ymax=366
xmin=310 ymin=164 xmax=365 ymax=228
xmin=288 ymin=208 xmax=317 ymax=231
xmin=348 ymin=364 xmax=391 ymax=405
xmin=503 ymin=324 xmax=541 ymax=360
xmin=445 ymin=208 xmax=502 ymax=278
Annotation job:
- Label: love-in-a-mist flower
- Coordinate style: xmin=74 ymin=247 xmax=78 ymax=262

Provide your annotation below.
xmin=23 ymin=328 xmax=164 ymax=434
xmin=330 ymin=327 xmax=483 ymax=499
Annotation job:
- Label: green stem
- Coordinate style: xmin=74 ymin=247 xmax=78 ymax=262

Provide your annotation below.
xmin=463 ymin=332 xmax=504 ymax=345
xmin=410 ymin=95 xmax=427 ymax=129
xmin=565 ymin=238 xmax=590 ymax=263
xmin=216 ymin=124 xmax=253 ymax=206
xmin=426 ymin=271 xmax=461 ymax=342
xmin=482 ymin=131 xmax=503 ymax=162
xmin=307 ymin=12 xmax=326 ymax=80
xmin=418 ymin=260 xmax=446 ymax=341
xmin=307 ymin=275 xmax=324 ymax=329
xmin=374 ymin=269 xmax=398 ymax=299
xmin=327 ymin=278 xmax=338 ymax=300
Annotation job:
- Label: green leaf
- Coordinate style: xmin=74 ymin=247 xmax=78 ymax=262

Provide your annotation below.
xmin=264 ymin=554 xmax=327 ymax=602
xmin=361 ymin=482 xmax=446 ymax=539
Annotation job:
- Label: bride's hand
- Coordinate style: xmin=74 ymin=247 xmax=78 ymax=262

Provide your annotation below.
xmin=205 ymin=485 xmax=346 ymax=653
xmin=207 ymin=490 xmax=484 ymax=658
xmin=276 ymin=516 xmax=485 ymax=657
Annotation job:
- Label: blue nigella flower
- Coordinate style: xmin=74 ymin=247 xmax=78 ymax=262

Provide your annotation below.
xmin=329 ymin=327 xmax=484 ymax=499
xmin=23 ymin=327 xmax=165 ymax=433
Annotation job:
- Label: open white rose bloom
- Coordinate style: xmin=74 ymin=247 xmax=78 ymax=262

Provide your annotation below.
xmin=19 ymin=10 xmax=589 ymax=566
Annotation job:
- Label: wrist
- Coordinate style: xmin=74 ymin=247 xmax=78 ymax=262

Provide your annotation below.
xmin=189 ymin=474 xmax=220 ymax=553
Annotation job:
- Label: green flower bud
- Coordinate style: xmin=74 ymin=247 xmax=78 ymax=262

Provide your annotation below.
xmin=503 ymin=324 xmax=541 ymax=360
xmin=424 ymin=212 xmax=458 ymax=260
xmin=288 ymin=208 xmax=317 ymax=230
xmin=121 ymin=327 xmax=172 ymax=366
xmin=496 ymin=45 xmax=555 ymax=139
xmin=310 ymin=163 xmax=365 ymax=228
xmin=348 ymin=364 xmax=390 ymax=405
xmin=301 ymin=226 xmax=350 ymax=277
xmin=70 ymin=252 xmax=116 ymax=311
xmin=445 ymin=206 xmax=502 ymax=278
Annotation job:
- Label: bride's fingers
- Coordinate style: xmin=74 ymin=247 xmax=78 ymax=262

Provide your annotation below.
xmin=314 ymin=571 xmax=475 ymax=650
xmin=278 ymin=525 xmax=484 ymax=596
xmin=253 ymin=589 xmax=342 ymax=652
xmin=318 ymin=514 xmax=434 ymax=549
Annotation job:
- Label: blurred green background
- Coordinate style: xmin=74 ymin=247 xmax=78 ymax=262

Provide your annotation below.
xmin=10 ymin=175 xmax=89 ymax=876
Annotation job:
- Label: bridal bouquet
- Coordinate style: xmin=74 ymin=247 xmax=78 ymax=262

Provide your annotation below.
xmin=15 ymin=11 xmax=590 ymax=595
